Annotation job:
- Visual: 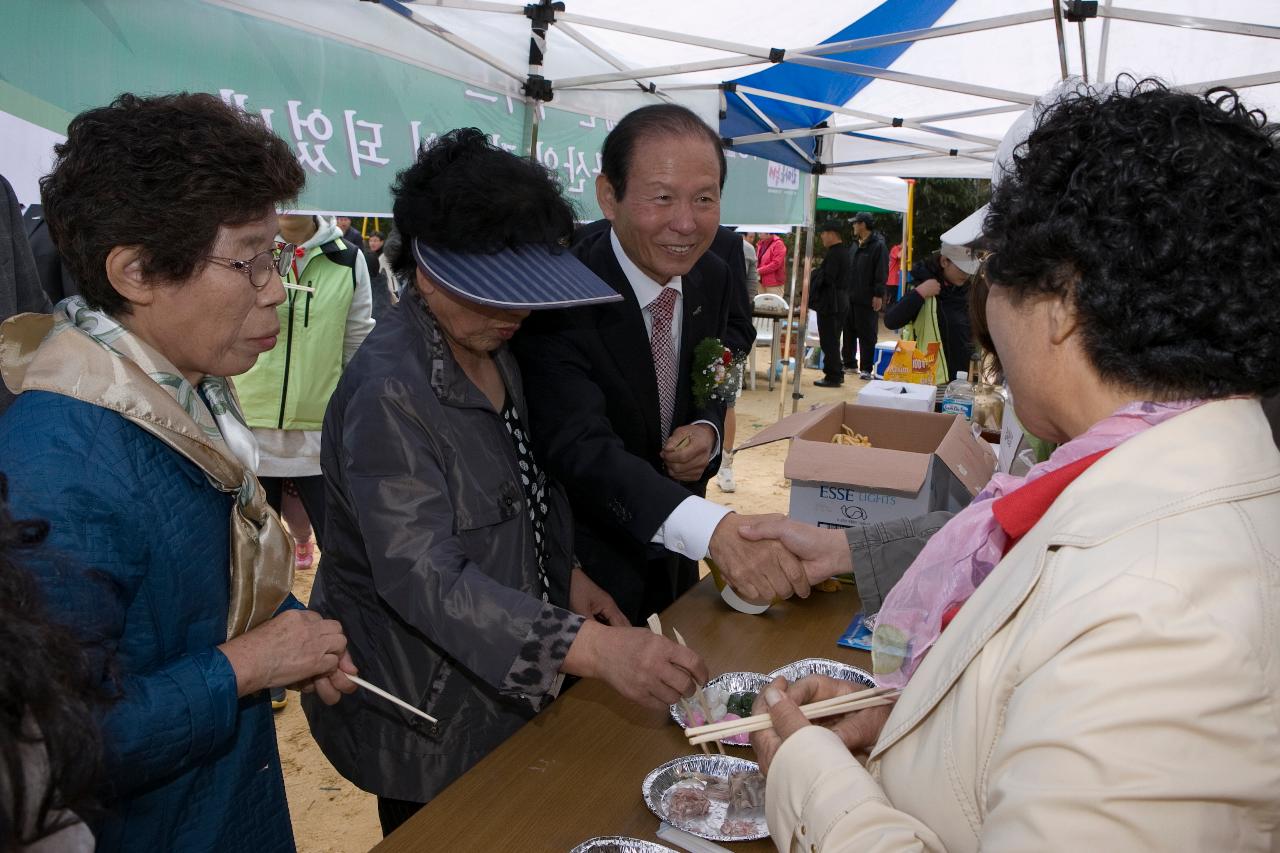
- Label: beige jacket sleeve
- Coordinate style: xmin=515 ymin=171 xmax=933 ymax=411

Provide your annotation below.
xmin=767 ymin=726 xmax=945 ymax=852
xmin=766 ymin=549 xmax=1280 ymax=851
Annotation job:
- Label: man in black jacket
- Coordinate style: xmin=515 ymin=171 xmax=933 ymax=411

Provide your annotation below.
xmin=1 ymin=176 xmax=51 ymax=416
xmin=514 ymin=104 xmax=807 ymax=623
xmin=842 ymin=211 xmax=888 ymax=379
xmin=811 ymin=220 xmax=852 ymax=388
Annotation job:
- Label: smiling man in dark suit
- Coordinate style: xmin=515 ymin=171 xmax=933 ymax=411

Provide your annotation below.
xmin=514 ymin=104 xmax=809 ymax=624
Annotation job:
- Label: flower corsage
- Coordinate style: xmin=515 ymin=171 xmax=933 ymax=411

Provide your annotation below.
xmin=691 ymin=337 xmax=746 ymax=407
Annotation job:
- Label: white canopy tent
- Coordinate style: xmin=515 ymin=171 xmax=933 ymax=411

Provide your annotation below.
xmin=5 ymin=0 xmax=1277 ymax=411
xmin=272 ymin=0 xmax=1277 ymax=411
xmin=263 ymin=0 xmax=1280 ymax=174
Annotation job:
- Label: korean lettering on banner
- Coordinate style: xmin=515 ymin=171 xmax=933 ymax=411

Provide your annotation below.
xmin=342 ymin=110 xmax=391 ymax=177
xmin=285 ymin=100 xmax=340 ymax=175
xmin=219 ymin=89 xmax=276 ymax=130
xmin=559 ymin=146 xmax=599 ymax=195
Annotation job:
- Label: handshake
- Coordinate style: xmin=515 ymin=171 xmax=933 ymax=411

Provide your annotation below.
xmin=707 ymin=512 xmax=853 ymax=605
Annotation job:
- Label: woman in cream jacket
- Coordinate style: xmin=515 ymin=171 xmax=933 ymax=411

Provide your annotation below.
xmin=748 ymin=79 xmax=1280 ymax=852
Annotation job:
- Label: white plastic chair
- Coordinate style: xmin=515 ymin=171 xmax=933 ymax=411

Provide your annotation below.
xmin=749 ymin=292 xmax=788 ymax=391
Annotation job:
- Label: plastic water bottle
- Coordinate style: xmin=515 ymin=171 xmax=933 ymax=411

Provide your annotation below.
xmin=941 ymin=371 xmax=975 ymax=421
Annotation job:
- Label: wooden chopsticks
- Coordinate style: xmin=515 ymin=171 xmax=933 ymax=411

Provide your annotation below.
xmin=684 ymin=685 xmax=900 ymax=746
xmin=647 ymin=614 xmax=725 ymax=755
xmin=349 ymin=674 xmax=439 ymax=725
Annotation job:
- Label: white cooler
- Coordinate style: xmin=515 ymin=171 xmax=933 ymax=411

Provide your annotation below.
xmin=871 ymin=340 xmax=898 ymax=378
xmin=856 ymin=380 xmax=937 ymax=413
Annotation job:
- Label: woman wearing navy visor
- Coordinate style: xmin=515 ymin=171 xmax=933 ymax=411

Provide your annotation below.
xmin=302 ymin=128 xmax=710 ymax=836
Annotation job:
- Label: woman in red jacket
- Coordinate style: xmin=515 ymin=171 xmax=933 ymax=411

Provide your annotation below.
xmin=756 ymin=232 xmax=787 ymax=289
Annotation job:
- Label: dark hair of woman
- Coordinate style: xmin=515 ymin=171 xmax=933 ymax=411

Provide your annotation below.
xmin=983 ymin=77 xmax=1280 ymax=399
xmin=0 ymin=474 xmax=108 ymax=849
xmin=599 ymin=103 xmax=726 ymax=201
xmin=390 ymin=127 xmax=579 ymax=280
xmin=39 ymin=92 xmax=306 ymax=316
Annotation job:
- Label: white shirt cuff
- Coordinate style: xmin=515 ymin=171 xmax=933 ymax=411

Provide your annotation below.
xmin=691 ymin=419 xmax=722 ymax=460
xmin=651 ymin=496 xmax=732 ymax=561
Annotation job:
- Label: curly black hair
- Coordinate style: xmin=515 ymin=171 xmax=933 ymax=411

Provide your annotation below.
xmin=600 ymin=103 xmax=726 ymax=201
xmin=983 ymin=77 xmax=1280 ymax=398
xmin=40 ymin=92 xmax=305 ymax=316
xmin=389 ymin=127 xmax=578 ymax=280
xmin=0 ymin=474 xmax=109 ymax=849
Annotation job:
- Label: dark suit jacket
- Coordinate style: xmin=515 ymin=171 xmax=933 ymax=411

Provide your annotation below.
xmin=810 ymin=242 xmax=851 ymax=316
xmin=708 ymin=226 xmax=756 ymax=356
xmin=1 ymin=177 xmax=52 ymax=415
xmin=23 ymin=206 xmax=79 ymax=304
xmin=513 ymin=225 xmax=734 ymax=620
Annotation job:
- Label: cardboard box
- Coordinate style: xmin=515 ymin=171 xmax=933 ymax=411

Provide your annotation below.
xmin=738 ymin=403 xmax=996 ymax=528
xmin=856 ymin=380 xmax=936 ymax=414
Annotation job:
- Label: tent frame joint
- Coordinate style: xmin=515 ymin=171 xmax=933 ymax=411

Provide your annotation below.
xmin=524 ymin=73 xmax=555 ymax=102
xmin=523 ymin=1 xmax=563 ymax=26
xmin=1066 ymin=1 xmax=1099 ymax=23
xmin=769 ymin=47 xmax=786 ymax=63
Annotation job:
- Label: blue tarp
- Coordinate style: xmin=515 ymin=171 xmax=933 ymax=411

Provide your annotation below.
xmin=722 ymin=0 xmax=956 ymax=171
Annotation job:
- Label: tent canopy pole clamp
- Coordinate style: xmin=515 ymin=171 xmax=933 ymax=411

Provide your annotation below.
xmin=1066 ymin=2 xmax=1099 ymax=22
xmin=524 ymin=73 xmax=554 ymax=102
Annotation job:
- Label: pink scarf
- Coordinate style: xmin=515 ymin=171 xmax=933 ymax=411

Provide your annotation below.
xmin=871 ymin=400 xmax=1202 ymax=687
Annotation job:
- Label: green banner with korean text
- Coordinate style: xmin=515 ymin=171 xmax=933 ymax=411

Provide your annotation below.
xmin=0 ymin=0 xmax=805 ymax=225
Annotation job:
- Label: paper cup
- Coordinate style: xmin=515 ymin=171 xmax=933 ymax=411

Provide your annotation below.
xmin=706 ymin=559 xmax=771 ymax=615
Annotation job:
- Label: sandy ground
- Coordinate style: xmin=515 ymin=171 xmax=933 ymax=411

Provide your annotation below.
xmin=278 ymin=351 xmax=879 ymax=852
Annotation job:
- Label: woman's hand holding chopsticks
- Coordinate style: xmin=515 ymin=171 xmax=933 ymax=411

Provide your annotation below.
xmin=747 ymin=676 xmax=896 ymax=775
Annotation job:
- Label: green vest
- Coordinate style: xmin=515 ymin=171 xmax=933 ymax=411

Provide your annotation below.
xmin=234 ymin=239 xmax=357 ymax=430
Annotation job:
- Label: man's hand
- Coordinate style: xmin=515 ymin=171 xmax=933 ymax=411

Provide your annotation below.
xmin=661 ymin=423 xmax=716 ymax=482
xmin=562 ymin=620 xmax=709 ymax=709
xmin=708 ymin=513 xmax=810 ymax=604
xmin=749 ymin=676 xmax=892 ymax=775
xmin=738 ymin=516 xmax=851 ymax=585
xmin=872 ymin=296 xmax=883 ymax=311
xmin=915 ymin=278 xmax=942 ymax=299
xmin=569 ymin=566 xmax=629 ymax=627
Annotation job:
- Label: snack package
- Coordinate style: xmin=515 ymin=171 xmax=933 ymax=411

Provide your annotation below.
xmin=881 ymin=341 xmax=941 ymax=386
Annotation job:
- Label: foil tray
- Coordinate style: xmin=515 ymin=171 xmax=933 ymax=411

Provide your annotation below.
xmin=569 ymin=837 xmax=678 ymax=852
xmin=767 ymin=658 xmax=876 ymax=688
xmin=641 ymin=754 xmax=767 ymax=843
xmin=668 ymin=671 xmax=770 ymax=746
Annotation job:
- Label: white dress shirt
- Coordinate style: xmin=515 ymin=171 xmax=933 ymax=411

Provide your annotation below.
xmin=608 ymin=230 xmax=731 ymax=560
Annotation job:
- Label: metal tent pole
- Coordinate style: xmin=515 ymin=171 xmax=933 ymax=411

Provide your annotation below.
xmin=521 ymin=1 xmax=561 ymax=158
xmin=789 ymin=170 xmax=820 ymax=414
xmin=776 ymin=224 xmax=803 ymax=420
xmin=1052 ymin=0 xmax=1070 ymax=79
xmin=901 ymin=179 xmax=915 ymax=300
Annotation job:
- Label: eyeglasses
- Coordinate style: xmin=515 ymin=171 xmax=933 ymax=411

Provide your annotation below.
xmin=207 ymin=242 xmax=297 ymax=289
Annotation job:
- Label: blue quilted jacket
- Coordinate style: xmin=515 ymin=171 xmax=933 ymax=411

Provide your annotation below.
xmin=0 ymin=391 xmax=296 ymax=853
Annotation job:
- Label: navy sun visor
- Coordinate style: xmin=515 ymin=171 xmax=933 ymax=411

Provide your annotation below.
xmin=412 ymin=238 xmax=622 ymax=310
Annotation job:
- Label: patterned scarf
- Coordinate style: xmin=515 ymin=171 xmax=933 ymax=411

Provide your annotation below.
xmin=0 ymin=297 xmax=293 ymax=638
xmin=871 ymin=399 xmax=1203 ymax=687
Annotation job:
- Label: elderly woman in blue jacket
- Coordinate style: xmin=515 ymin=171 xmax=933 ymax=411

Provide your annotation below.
xmin=0 ymin=93 xmax=355 ymax=852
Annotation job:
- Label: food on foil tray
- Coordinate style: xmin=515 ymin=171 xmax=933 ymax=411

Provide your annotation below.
xmin=667 ymin=769 xmax=767 ymax=835
xmin=666 ymin=785 xmax=712 ymax=822
xmin=685 ymin=686 xmax=759 ymax=745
